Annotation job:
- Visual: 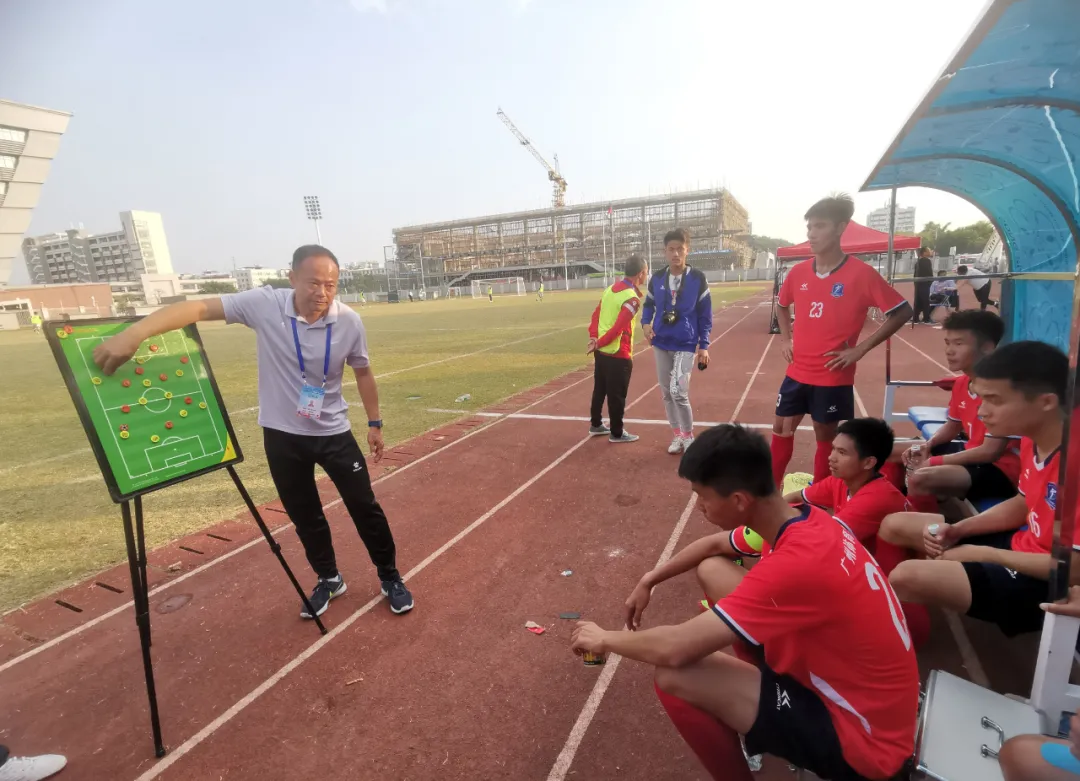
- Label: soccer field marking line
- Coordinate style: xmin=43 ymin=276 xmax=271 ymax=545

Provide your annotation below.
xmin=184 ymin=339 xmax=225 ymax=453
xmin=546 ymin=491 xmax=699 ymax=781
xmin=132 ymin=433 xmax=596 ymax=781
xmin=729 ymin=334 xmax=774 ymax=422
xmin=422 ymin=411 xmax=815 ymax=432
xmin=0 ymin=298 xmax=757 ymax=668
xmin=77 ymin=336 xmax=139 ymax=483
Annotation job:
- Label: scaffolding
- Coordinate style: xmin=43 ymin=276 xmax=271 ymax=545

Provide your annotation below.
xmin=392 ymin=188 xmax=752 ymax=288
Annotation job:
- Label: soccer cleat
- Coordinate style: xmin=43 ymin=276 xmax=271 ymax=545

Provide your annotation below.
xmin=0 ymin=753 xmax=68 ymax=781
xmin=300 ymin=575 xmax=347 ymax=619
xmin=381 ymin=579 xmax=415 ymax=614
xmin=609 ymin=431 xmax=639 ymax=443
xmin=589 ymin=424 xmax=611 ymax=437
xmin=667 ymin=436 xmax=684 ymax=455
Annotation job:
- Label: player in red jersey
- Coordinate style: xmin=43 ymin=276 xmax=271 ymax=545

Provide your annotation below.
xmin=577 ymin=425 xmax=919 ymax=781
xmin=784 ymin=417 xmax=909 ymax=551
xmin=883 ymin=341 xmax=1075 ymax=636
xmin=900 ymin=310 xmax=1020 ymax=517
xmin=772 ymin=195 xmax=912 ymax=486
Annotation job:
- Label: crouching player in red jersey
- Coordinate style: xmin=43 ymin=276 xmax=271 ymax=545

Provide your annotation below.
xmin=899 ymin=310 xmax=1020 ymax=518
xmin=883 ymin=341 xmax=1077 ymax=638
xmin=577 ymin=425 xmax=919 ymax=781
xmin=772 ymin=195 xmax=912 ymax=486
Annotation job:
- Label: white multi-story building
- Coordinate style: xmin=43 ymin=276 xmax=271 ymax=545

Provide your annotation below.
xmin=866 ymin=204 xmax=917 ymax=234
xmin=0 ymin=100 xmax=72 ymax=287
xmin=23 ymin=210 xmax=174 ymax=285
xmin=235 ymin=267 xmax=288 ymax=291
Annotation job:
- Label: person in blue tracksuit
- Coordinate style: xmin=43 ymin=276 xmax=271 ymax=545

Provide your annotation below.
xmin=641 ymin=228 xmax=713 ymax=455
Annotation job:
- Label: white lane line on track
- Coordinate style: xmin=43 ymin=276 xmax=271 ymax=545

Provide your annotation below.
xmin=546 ymin=493 xmax=699 ymax=781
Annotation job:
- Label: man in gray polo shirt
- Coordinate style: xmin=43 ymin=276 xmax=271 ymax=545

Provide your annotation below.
xmin=93 ymin=244 xmax=414 ymax=618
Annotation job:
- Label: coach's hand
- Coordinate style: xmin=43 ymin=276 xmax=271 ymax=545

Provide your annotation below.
xmin=695 ymin=348 xmax=710 ymax=368
xmin=824 ymin=341 xmax=866 ymax=371
xmin=368 ymin=427 xmax=385 ymax=463
xmin=625 ymin=579 xmax=653 ymax=630
xmin=571 ymin=621 xmax=607 ymax=655
xmin=93 ymin=333 xmax=142 ymax=376
xmin=643 ymin=324 xmax=655 ymax=344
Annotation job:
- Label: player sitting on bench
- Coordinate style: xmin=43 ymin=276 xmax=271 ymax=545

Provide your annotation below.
xmin=581 ymin=424 xmax=918 ymax=781
xmin=882 ymin=341 xmax=1075 ymax=637
xmin=901 ymin=310 xmax=1020 ymax=518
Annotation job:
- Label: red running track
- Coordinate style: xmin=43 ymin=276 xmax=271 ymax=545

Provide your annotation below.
xmin=0 ymin=293 xmax=1016 ymax=781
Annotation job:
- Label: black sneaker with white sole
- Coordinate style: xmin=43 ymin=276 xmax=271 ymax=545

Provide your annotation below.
xmin=300 ymin=575 xmax=347 ymax=619
xmin=381 ymin=579 xmax=414 ymax=614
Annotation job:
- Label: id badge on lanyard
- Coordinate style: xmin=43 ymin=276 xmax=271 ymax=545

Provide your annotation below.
xmin=292 ymin=319 xmax=333 ymax=420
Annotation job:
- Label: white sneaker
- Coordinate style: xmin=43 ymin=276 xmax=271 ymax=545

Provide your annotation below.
xmin=681 ymin=434 xmax=695 ymax=450
xmin=0 ymin=754 xmax=68 ymax=781
xmin=667 ymin=436 xmax=684 ymax=455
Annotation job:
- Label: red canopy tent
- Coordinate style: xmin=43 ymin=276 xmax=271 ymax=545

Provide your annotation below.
xmin=776 ymin=221 xmax=921 ymax=260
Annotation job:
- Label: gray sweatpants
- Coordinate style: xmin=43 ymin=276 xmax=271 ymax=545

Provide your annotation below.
xmin=654 ymin=349 xmax=695 ymax=434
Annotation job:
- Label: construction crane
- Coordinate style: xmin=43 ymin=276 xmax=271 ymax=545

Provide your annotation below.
xmin=496 ymin=107 xmax=567 ymax=209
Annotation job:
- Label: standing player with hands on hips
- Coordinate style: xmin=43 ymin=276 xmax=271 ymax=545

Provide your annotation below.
xmin=641 ymin=228 xmax=713 ymax=455
xmin=772 ymin=194 xmax=912 ymax=485
xmin=92 ymin=244 xmax=414 ymax=620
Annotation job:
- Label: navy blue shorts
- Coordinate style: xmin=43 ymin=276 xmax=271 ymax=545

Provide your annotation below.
xmin=962 ymin=531 xmax=1048 ymax=637
xmin=775 ymin=377 xmax=854 ymax=424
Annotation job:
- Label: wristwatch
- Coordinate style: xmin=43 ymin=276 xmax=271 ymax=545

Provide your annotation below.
xmin=368 ymin=420 xmax=383 ymax=429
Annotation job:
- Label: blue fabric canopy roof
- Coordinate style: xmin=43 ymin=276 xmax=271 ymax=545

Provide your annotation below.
xmin=862 ymin=0 xmax=1080 ymax=349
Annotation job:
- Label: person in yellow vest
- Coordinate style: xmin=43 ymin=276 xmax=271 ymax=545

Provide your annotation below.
xmin=537 ymin=280 xmax=544 ymax=302
xmin=30 ymin=313 xmax=43 ymax=333
xmin=588 ymin=254 xmax=648 ymax=442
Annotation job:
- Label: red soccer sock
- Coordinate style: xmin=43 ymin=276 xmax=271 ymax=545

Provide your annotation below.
xmin=770 ymin=434 xmax=795 ymax=487
xmin=880 ymin=461 xmax=906 ymax=491
xmin=907 ymin=492 xmax=939 ymax=514
xmin=813 ymin=440 xmax=832 ymax=483
xmin=873 ymin=539 xmax=910 ymax=578
xmin=903 ymin=602 xmax=932 ymax=650
xmin=655 ymin=683 xmax=754 ymax=781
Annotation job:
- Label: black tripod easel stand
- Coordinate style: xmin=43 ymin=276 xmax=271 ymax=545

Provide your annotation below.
xmin=120 ymin=466 xmax=326 ymax=758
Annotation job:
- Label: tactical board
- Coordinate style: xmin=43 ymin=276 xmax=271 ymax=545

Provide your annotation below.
xmin=46 ymin=319 xmax=242 ymax=502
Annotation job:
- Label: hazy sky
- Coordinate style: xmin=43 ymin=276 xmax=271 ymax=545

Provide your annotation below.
xmin=4 ymin=0 xmax=989 ymax=282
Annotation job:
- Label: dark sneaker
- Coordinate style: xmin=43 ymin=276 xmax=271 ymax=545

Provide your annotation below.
xmin=609 ymin=431 xmax=639 ymax=443
xmin=300 ymin=575 xmax=347 ymax=619
xmin=381 ymin=579 xmax=415 ymax=614
xmin=589 ymin=424 xmax=611 ymax=437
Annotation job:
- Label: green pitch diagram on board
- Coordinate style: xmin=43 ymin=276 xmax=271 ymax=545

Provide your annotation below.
xmin=46 ymin=319 xmax=243 ymax=502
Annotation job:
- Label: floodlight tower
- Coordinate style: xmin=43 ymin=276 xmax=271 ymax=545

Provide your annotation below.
xmin=303 ymin=196 xmax=323 ymax=244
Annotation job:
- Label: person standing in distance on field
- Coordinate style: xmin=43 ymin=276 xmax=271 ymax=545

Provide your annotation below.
xmin=587 ymin=254 xmax=648 ymax=443
xmin=92 ymin=244 xmax=414 ymax=619
xmin=641 ymin=228 xmax=713 ymax=455
xmin=771 ymin=194 xmax=912 ymax=486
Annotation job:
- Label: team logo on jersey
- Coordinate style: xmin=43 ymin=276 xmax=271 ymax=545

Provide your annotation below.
xmin=831 ymin=283 xmax=845 ymax=298
xmin=799 ymin=282 xmax=808 ymax=291
xmin=1047 ymin=482 xmax=1058 ymax=510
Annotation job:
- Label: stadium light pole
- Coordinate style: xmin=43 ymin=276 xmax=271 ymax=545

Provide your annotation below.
xmin=303 ymin=196 xmax=323 ymax=244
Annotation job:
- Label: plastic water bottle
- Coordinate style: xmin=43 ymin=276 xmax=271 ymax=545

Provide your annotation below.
xmin=906 ymin=445 xmax=922 ymax=489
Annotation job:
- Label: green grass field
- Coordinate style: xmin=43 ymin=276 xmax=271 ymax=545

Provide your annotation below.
xmin=0 ymin=284 xmax=765 ymax=612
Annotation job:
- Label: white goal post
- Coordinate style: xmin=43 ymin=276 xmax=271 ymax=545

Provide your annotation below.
xmin=470 ymin=277 xmax=526 ymax=297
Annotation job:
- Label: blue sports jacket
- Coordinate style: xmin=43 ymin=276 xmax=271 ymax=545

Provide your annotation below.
xmin=641 ymin=266 xmax=713 ymax=353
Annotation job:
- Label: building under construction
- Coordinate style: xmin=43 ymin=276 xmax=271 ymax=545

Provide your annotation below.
xmin=390 ymin=188 xmax=751 ymax=290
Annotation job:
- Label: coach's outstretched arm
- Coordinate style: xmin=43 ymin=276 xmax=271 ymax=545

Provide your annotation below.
xmin=92 ymin=299 xmax=226 ymax=375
